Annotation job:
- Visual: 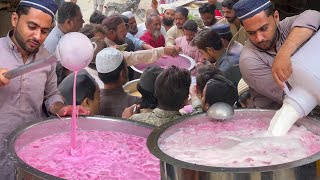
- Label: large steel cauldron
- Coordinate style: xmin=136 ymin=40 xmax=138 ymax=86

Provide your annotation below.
xmin=147 ymin=109 xmax=320 ymax=180
xmin=5 ymin=116 xmax=154 ymax=180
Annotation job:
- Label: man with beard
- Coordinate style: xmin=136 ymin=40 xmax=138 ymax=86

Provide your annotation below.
xmin=140 ymin=13 xmax=165 ymax=48
xmin=162 ymin=6 xmax=176 ymax=31
xmin=0 ymin=0 xmax=90 ymax=178
xmin=166 ymin=7 xmax=189 ymax=46
xmin=103 ymin=15 xmax=131 ymax=49
xmin=219 ymin=0 xmax=247 ymax=45
xmin=121 ymin=11 xmax=153 ymax=50
xmin=233 ymin=0 xmax=320 ymax=109
xmin=198 ymin=3 xmax=218 ymax=27
xmin=136 ymin=9 xmax=167 ymax=39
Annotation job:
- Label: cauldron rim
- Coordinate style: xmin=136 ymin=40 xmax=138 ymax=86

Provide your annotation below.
xmin=5 ymin=115 xmax=154 ymax=179
xmin=147 ymin=109 xmax=320 ymax=173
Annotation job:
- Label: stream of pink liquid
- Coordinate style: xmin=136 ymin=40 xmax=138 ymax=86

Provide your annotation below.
xmin=71 ymin=71 xmax=78 ymax=151
xmin=17 ymin=70 xmax=160 ymax=179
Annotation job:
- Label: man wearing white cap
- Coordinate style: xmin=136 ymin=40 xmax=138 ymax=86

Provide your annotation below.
xmin=162 ymin=6 xmax=176 ymax=31
xmin=96 ymin=48 xmax=139 ymax=117
xmin=233 ymin=0 xmax=320 ymax=109
xmin=121 ymin=11 xmax=153 ymax=50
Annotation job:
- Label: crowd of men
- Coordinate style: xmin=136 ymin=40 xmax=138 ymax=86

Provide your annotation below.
xmin=0 ymin=0 xmax=320 ymax=178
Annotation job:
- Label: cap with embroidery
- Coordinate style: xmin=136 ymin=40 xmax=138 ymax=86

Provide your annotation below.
xmin=18 ymin=0 xmax=58 ymax=19
xmin=211 ymin=23 xmax=231 ymax=35
xmin=121 ymin=11 xmax=134 ymax=19
xmin=96 ymin=48 xmax=124 ymax=73
xmin=233 ymin=0 xmax=272 ymax=21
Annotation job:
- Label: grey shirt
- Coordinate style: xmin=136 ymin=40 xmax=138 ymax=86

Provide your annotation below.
xmin=130 ymin=108 xmax=182 ymax=126
xmin=0 ymin=31 xmax=63 ymax=178
xmin=44 ymin=26 xmax=65 ymax=54
xmin=99 ymin=86 xmax=140 ymax=117
xmin=239 ymin=10 xmax=320 ymax=109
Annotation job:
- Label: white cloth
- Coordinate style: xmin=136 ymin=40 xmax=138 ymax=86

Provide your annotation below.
xmin=44 ymin=26 xmax=65 ymax=54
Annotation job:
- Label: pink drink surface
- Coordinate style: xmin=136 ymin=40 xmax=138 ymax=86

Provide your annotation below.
xmin=18 ymin=131 xmax=160 ymax=179
xmin=160 ymin=117 xmax=320 ymax=167
xmin=134 ymin=55 xmax=191 ymax=71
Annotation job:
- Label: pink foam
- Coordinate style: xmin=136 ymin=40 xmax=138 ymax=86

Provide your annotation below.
xmin=18 ymin=131 xmax=160 ymax=179
xmin=160 ymin=117 xmax=320 ymax=167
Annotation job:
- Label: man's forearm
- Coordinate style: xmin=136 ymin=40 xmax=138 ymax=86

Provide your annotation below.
xmin=278 ymin=27 xmax=315 ymax=57
xmin=142 ymin=43 xmax=153 ymax=50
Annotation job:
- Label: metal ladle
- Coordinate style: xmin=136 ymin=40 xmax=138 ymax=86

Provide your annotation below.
xmin=207 ymin=102 xmax=234 ymax=120
xmin=3 ymin=32 xmax=95 ymax=79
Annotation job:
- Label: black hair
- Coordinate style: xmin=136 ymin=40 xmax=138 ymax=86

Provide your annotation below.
xmin=196 ymin=64 xmax=223 ymax=94
xmin=137 ymin=83 xmax=158 ymax=109
xmin=98 ymin=60 xmax=126 ymax=84
xmin=221 ymin=0 xmax=239 ymax=9
xmin=219 ymin=31 xmax=233 ymax=42
xmin=192 ymin=28 xmax=223 ymax=51
xmin=205 ymin=74 xmax=238 ymax=106
xmin=89 ymin=10 xmax=106 ymax=24
xmin=183 ymin=19 xmax=198 ymax=32
xmin=57 ymin=2 xmax=80 ymax=24
xmin=79 ymin=24 xmax=107 ymax=39
xmin=264 ymin=3 xmax=276 ymax=17
xmin=155 ymin=66 xmax=191 ymax=110
xmin=198 ymin=3 xmax=216 ymax=15
xmin=176 ymin=7 xmax=189 ymax=18
xmin=16 ymin=5 xmax=31 ymax=17
xmin=58 ymin=70 xmax=97 ymax=105
xmin=120 ymin=15 xmax=129 ymax=24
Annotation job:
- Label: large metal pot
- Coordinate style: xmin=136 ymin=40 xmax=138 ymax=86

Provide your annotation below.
xmin=5 ymin=116 xmax=154 ymax=180
xmin=147 ymin=109 xmax=320 ymax=180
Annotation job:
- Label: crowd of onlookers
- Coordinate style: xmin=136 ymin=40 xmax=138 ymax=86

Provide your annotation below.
xmin=50 ymin=0 xmax=251 ymax=127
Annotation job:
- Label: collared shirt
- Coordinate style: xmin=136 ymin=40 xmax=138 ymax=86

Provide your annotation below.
xmin=139 ymin=30 xmax=165 ymax=48
xmin=135 ymin=23 xmax=167 ymax=39
xmin=99 ymin=86 xmax=140 ymax=117
xmin=130 ymin=108 xmax=181 ymax=126
xmin=175 ymin=36 xmax=203 ymax=63
xmin=166 ymin=25 xmax=185 ymax=47
xmin=0 ymin=31 xmax=63 ymax=168
xmin=239 ymin=10 xmax=320 ymax=109
xmin=218 ymin=18 xmax=247 ymax=45
xmin=126 ymin=33 xmax=144 ymax=51
xmin=43 ymin=26 xmax=65 ymax=54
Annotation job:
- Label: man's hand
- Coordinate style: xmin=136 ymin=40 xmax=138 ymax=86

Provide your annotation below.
xmin=122 ymin=104 xmax=139 ymax=119
xmin=56 ymin=105 xmax=91 ymax=117
xmin=0 ymin=68 xmax=9 ymax=87
xmin=50 ymin=102 xmax=90 ymax=116
xmin=272 ymin=53 xmax=292 ymax=89
xmin=164 ymin=46 xmax=180 ymax=57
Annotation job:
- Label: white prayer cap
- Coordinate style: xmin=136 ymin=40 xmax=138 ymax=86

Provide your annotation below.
xmin=121 ymin=11 xmax=134 ymax=19
xmin=96 ymin=48 xmax=124 ymax=73
xmin=164 ymin=6 xmax=176 ymax=11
